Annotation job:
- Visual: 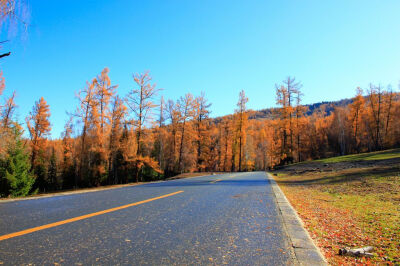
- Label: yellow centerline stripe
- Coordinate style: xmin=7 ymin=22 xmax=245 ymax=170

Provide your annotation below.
xmin=210 ymin=179 xmax=222 ymax=183
xmin=0 ymin=190 xmax=184 ymax=242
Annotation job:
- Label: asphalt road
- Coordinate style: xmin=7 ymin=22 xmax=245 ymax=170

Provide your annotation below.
xmin=0 ymin=172 xmax=293 ymax=265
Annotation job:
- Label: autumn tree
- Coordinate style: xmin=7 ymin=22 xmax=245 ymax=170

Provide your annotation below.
xmin=74 ymin=79 xmax=96 ymax=186
xmin=61 ymin=117 xmax=75 ymax=188
xmin=47 ymin=147 xmax=58 ymax=190
xmin=275 ymin=77 xmax=301 ymax=164
xmin=177 ymin=93 xmax=195 ymax=172
xmin=294 ymin=90 xmax=307 ymax=161
xmin=219 ymin=116 xmax=232 ymax=172
xmin=165 ymin=99 xmax=179 ymax=174
xmin=233 ymin=90 xmax=248 ymax=172
xmin=382 ymin=87 xmax=395 ymax=147
xmin=153 ymin=96 xmax=167 ymax=172
xmin=348 ymin=87 xmax=365 ymax=153
xmin=1 ymin=90 xmax=16 ymax=128
xmin=126 ymin=71 xmax=159 ymax=156
xmin=89 ymin=68 xmax=117 ymax=185
xmin=366 ymin=84 xmax=384 ymax=151
xmin=193 ymin=92 xmax=211 ymax=171
xmin=0 ymin=74 xmax=16 ymax=157
xmin=107 ymin=96 xmax=127 ymax=184
xmin=26 ymin=97 xmax=51 ymax=190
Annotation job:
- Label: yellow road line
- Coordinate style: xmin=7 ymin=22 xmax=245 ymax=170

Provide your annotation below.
xmin=0 ymin=190 xmax=184 ymax=242
xmin=210 ymin=179 xmax=222 ymax=183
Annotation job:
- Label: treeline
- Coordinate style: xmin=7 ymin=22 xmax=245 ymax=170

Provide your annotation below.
xmin=0 ymin=69 xmax=399 ymax=197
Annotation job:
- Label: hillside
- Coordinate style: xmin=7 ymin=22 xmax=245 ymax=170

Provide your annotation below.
xmin=248 ymin=98 xmax=354 ymax=120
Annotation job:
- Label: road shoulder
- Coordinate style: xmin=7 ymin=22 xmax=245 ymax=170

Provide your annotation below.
xmin=266 ymin=172 xmax=327 ymax=266
xmin=0 ymin=173 xmax=219 ymax=204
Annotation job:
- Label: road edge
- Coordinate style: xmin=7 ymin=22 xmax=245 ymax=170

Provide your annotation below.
xmin=266 ymin=172 xmax=327 ymax=266
xmin=0 ymin=173 xmax=219 ymax=204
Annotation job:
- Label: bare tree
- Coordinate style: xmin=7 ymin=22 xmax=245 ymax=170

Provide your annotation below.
xmin=0 ymin=0 xmax=30 ymax=59
xmin=125 ymin=71 xmax=159 ymax=156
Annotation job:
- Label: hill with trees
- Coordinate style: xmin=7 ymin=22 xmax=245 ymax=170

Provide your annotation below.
xmin=1 ymin=69 xmax=399 ymax=197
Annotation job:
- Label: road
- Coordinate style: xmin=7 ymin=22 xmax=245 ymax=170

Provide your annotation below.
xmin=0 ymin=172 xmax=293 ymax=265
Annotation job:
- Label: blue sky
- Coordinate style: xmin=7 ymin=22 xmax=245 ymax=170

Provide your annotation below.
xmin=1 ymin=0 xmax=400 ymax=137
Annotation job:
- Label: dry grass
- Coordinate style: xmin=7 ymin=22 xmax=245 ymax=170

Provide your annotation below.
xmin=273 ymin=149 xmax=400 ymax=265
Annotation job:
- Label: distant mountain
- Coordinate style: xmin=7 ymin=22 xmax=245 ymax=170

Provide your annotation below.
xmin=247 ymin=98 xmax=354 ymax=121
xmin=214 ymin=92 xmax=399 ymax=122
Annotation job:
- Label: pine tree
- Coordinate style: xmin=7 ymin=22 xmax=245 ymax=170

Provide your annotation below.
xmin=3 ymin=127 xmax=35 ymax=197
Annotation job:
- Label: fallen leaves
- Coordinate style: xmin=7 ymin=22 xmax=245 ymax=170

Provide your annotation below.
xmin=275 ymin=165 xmax=400 ymax=265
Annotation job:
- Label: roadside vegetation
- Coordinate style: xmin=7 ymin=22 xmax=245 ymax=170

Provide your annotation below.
xmin=1 ymin=67 xmax=400 ymax=199
xmin=273 ymin=149 xmax=400 ymax=265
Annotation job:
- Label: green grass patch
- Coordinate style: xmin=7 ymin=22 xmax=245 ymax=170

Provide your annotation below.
xmin=313 ymin=148 xmax=400 ymax=163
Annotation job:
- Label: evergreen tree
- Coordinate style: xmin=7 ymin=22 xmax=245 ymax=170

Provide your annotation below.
xmin=3 ymin=127 xmax=35 ymax=197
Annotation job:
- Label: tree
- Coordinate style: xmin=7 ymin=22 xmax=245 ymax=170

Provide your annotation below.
xmin=75 ymin=79 xmax=96 ymax=186
xmin=47 ymin=147 xmax=58 ymax=190
xmin=154 ymin=96 xmax=166 ymax=171
xmin=0 ymin=74 xmax=16 ymax=157
xmin=382 ymin=87 xmax=395 ymax=147
xmin=234 ymin=90 xmax=248 ymax=172
xmin=2 ymin=126 xmax=35 ymax=197
xmin=348 ymin=87 xmax=365 ymax=153
xmin=367 ymin=84 xmax=383 ymax=150
xmin=294 ymin=90 xmax=306 ymax=161
xmin=125 ymin=71 xmax=159 ymax=156
xmin=26 ymin=97 xmax=51 ymax=172
xmin=165 ymin=99 xmax=179 ymax=174
xmin=219 ymin=116 xmax=232 ymax=172
xmin=193 ymin=92 xmax=211 ymax=171
xmin=94 ymin=68 xmax=116 ymax=132
xmin=108 ymin=96 xmax=126 ymax=184
xmin=89 ymin=68 xmax=117 ymax=185
xmin=275 ymin=77 xmax=302 ymax=164
xmin=0 ymin=0 xmax=30 ymax=59
xmin=1 ymin=90 xmax=16 ymax=128
xmin=177 ymin=93 xmax=195 ymax=172
xmin=61 ymin=117 xmax=75 ymax=188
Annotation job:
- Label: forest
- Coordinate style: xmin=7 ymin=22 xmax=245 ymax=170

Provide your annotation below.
xmin=0 ymin=68 xmax=399 ymax=197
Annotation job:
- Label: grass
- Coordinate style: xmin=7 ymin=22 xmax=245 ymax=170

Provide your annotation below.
xmin=314 ymin=148 xmax=400 ymax=163
xmin=273 ymin=149 xmax=400 ymax=265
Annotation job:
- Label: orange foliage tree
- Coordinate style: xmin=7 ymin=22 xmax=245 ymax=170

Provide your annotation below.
xmin=26 ymin=97 xmax=51 ymax=190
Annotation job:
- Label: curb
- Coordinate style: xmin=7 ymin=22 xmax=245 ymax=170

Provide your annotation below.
xmin=266 ymin=172 xmax=327 ymax=266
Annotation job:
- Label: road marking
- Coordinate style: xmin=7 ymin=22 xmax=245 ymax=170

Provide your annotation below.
xmin=0 ymin=190 xmax=184 ymax=242
xmin=210 ymin=179 xmax=222 ymax=183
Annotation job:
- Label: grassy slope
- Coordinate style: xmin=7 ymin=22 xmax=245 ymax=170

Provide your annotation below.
xmin=273 ymin=149 xmax=400 ymax=265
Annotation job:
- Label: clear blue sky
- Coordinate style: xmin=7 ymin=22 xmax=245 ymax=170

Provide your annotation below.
xmin=1 ymin=0 xmax=400 ymax=138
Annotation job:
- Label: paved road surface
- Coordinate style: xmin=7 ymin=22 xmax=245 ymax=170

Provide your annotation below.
xmin=0 ymin=172 xmax=293 ymax=265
